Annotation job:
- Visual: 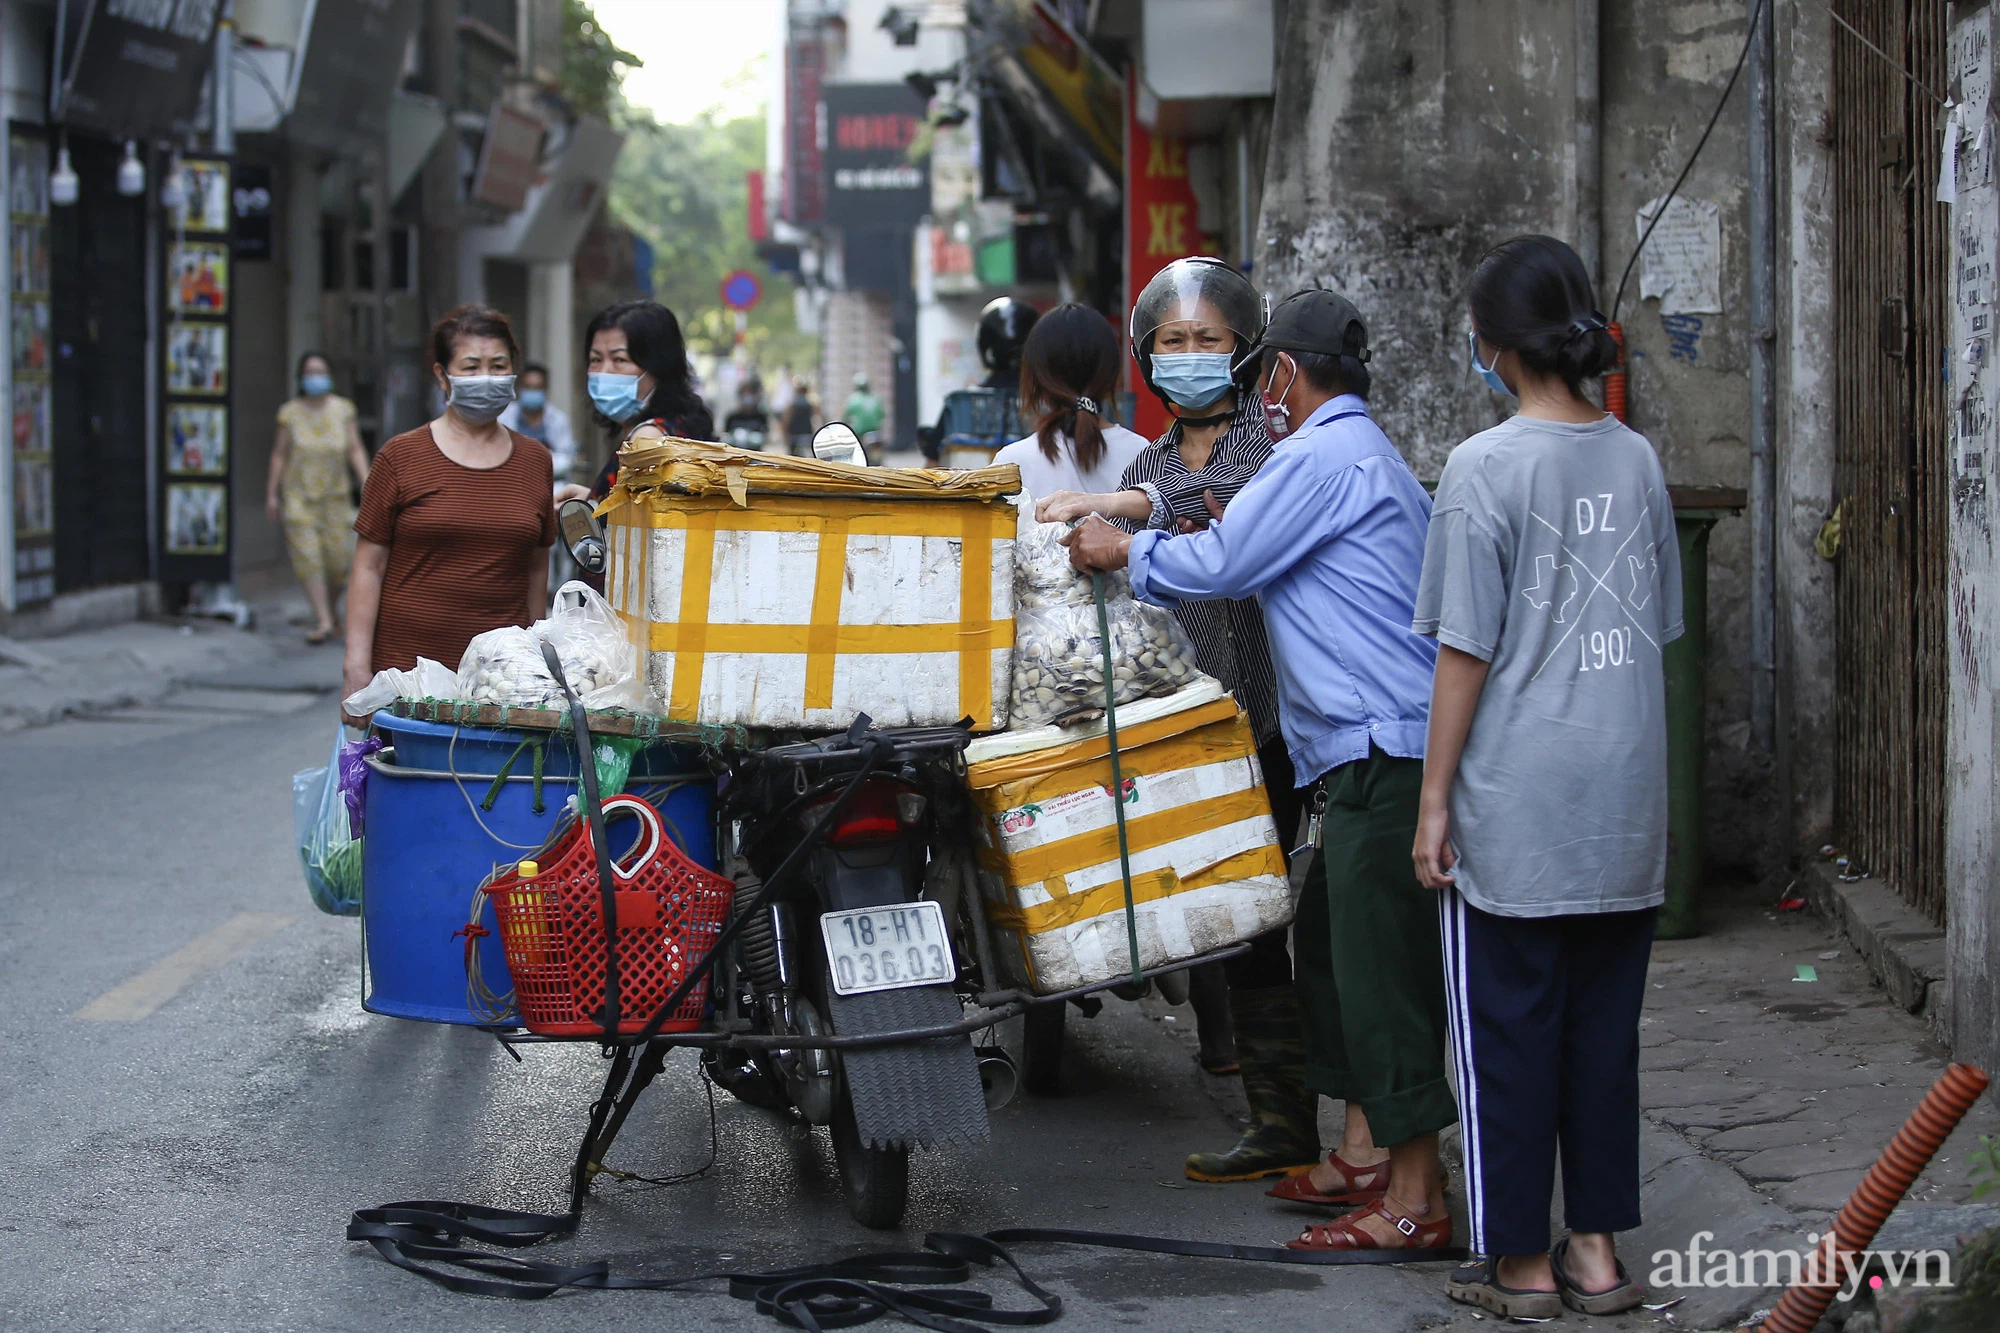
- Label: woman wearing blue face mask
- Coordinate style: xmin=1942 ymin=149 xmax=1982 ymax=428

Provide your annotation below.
xmin=343 ymin=305 xmax=556 ymax=716
xmin=552 ymin=300 xmax=716 ymax=512
xmin=1037 ymin=259 xmax=1316 ymax=1185
xmin=267 ymin=351 xmax=370 ymax=643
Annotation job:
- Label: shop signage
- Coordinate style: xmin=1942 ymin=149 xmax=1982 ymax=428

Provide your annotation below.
xmin=8 ymin=127 xmax=55 ymax=607
xmin=53 ymin=0 xmax=221 ymax=142
xmin=470 ymin=103 xmax=547 ymax=213
xmin=821 ymin=84 xmax=930 ymax=230
xmin=232 ymin=163 xmax=273 ymax=262
xmin=1124 ymin=74 xmax=1220 ymax=441
xmin=159 ymin=156 xmax=234 ymax=583
xmin=784 ymin=24 xmax=825 ymax=224
xmin=286 ymin=0 xmax=426 ymax=157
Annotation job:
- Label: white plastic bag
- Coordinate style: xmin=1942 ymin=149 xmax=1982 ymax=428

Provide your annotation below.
xmin=456 ymin=581 xmax=644 ymax=711
xmin=340 ymin=656 xmax=461 ymax=717
xmin=1007 ymin=495 xmax=1203 ymax=728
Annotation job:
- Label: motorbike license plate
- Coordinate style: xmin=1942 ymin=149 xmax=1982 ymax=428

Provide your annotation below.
xmin=820 ymin=902 xmax=956 ymax=997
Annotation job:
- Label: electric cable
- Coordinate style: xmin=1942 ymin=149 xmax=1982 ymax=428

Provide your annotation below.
xmin=1611 ymin=0 xmax=1766 ymax=324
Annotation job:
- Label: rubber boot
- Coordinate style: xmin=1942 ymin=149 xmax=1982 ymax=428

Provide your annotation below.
xmin=1187 ymin=962 xmax=1239 ymax=1074
xmin=1183 ymin=985 xmax=1320 ymax=1182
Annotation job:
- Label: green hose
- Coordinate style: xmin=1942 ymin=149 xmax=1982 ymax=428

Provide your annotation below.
xmin=1092 ymin=572 xmax=1144 ymax=985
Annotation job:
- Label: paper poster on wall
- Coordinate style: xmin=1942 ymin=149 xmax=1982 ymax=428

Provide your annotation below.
xmin=10 ymin=300 xmax=48 ymax=371
xmin=12 ymin=381 xmax=49 ymax=453
xmin=167 ymin=323 xmax=228 ymax=394
xmin=170 ymin=159 xmax=230 ymax=233
xmin=168 ymin=241 xmax=230 ymax=314
xmin=167 ymin=404 xmax=228 ymax=474
xmin=9 ymin=125 xmax=54 ymax=606
xmin=165 ymin=482 xmax=228 ymax=554
xmin=13 ymin=455 xmax=52 ymax=536
xmin=1635 ymin=195 xmax=1722 ymax=315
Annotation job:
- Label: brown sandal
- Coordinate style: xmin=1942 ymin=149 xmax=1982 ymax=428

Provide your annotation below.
xmin=1265 ymin=1150 xmax=1390 ymax=1206
xmin=1287 ymin=1199 xmax=1454 ymax=1252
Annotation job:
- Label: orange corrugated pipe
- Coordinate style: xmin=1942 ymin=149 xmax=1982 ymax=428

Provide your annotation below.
xmin=1603 ymin=321 xmax=1628 ymax=422
xmin=1752 ymin=1063 xmax=1990 ymax=1333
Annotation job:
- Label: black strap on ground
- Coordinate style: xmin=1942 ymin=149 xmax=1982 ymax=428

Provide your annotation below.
xmin=346 ymin=1203 xmax=1465 ymax=1327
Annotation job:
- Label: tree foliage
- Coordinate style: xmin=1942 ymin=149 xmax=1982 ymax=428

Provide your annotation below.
xmin=561 ymin=0 xmax=641 ymax=121
xmin=610 ymin=104 xmax=818 ymax=373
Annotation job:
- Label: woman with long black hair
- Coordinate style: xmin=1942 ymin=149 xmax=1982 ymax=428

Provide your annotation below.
xmin=1414 ymin=234 xmax=1679 ymax=1319
xmin=554 ymin=300 xmax=716 ymax=508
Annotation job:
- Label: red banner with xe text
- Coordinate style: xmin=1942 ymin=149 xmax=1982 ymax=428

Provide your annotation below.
xmin=1124 ymin=74 xmax=1220 ymax=441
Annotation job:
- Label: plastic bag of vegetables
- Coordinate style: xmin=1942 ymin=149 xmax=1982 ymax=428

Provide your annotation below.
xmin=294 ymin=728 xmax=364 ymax=916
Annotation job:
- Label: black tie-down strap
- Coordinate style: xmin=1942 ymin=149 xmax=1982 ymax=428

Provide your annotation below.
xmin=345 ymin=1206 xmax=1466 ymax=1330
xmin=344 ymin=1207 xmax=1061 ymax=1331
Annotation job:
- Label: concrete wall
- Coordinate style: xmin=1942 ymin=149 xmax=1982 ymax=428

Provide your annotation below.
xmin=1945 ymin=1 xmax=2000 ymax=1082
xmin=1256 ymin=0 xmax=1811 ymax=876
xmin=1775 ymin=0 xmax=1837 ymax=860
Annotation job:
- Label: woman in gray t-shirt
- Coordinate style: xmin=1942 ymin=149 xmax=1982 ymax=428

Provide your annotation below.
xmin=1412 ymin=236 xmax=1678 ymax=1322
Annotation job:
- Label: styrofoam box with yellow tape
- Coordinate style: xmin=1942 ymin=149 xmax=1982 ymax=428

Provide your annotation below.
xmin=962 ymin=688 xmax=1293 ymax=994
xmin=602 ymin=441 xmax=1019 ymax=731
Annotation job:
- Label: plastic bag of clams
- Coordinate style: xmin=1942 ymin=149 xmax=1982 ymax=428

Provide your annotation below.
xmin=1008 ymin=504 xmax=1205 ymax=729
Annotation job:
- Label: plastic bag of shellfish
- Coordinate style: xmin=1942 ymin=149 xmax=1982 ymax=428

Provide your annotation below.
xmin=1006 ymin=508 xmax=1204 ymax=727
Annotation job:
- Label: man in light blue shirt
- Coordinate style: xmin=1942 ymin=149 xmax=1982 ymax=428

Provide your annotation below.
xmin=1061 ymin=290 xmax=1458 ymax=1255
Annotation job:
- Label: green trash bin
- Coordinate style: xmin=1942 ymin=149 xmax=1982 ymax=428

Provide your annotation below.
xmin=1658 ymin=500 xmax=1734 ymax=940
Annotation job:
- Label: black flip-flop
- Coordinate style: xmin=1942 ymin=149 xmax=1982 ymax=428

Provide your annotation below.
xmin=1551 ymin=1235 xmax=1645 ymax=1315
xmin=1445 ymin=1257 xmax=1563 ymax=1321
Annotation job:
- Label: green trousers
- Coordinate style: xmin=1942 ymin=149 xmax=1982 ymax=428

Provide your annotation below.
xmin=1292 ymin=745 xmax=1459 ymax=1148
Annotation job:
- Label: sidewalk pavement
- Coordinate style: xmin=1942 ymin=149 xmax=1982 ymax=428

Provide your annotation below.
xmin=1151 ymin=875 xmax=2000 ymax=1330
xmin=0 ymin=592 xmax=342 ymax=732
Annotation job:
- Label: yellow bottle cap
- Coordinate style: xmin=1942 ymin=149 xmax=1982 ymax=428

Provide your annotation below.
xmin=517 ymin=860 xmax=539 ymax=877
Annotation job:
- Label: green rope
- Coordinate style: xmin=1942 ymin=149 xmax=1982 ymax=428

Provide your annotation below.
xmin=1093 ymin=571 xmax=1144 ymax=985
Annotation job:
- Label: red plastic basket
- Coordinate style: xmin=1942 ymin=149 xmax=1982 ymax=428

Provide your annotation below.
xmin=485 ymin=795 xmax=735 ymax=1037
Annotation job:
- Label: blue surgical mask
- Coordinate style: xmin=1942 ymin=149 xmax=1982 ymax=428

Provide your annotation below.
xmin=519 ymin=387 xmax=547 ymax=411
xmin=301 ymin=373 xmax=332 ymax=397
xmin=588 ymin=371 xmax=644 ymax=422
xmin=1469 ymin=332 xmax=1513 ymax=397
xmin=447 ymin=374 xmax=516 ymax=424
xmin=1150 ymin=352 xmax=1237 ymax=410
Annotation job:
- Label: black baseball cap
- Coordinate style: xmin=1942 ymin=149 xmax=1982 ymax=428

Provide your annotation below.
xmin=1254 ymin=289 xmax=1371 ymax=362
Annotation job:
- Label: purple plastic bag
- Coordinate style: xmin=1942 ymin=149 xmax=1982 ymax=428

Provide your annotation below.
xmin=339 ymin=735 xmax=384 ymax=834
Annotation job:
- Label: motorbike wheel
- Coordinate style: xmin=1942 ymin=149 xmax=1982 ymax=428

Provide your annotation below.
xmin=702 ymin=1047 xmax=789 ymax=1111
xmin=829 ymin=1075 xmax=909 ymax=1229
xmin=1020 ymin=1001 xmax=1065 ymax=1096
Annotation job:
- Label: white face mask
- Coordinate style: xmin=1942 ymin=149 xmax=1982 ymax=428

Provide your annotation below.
xmin=447 ymin=374 xmax=517 ymax=424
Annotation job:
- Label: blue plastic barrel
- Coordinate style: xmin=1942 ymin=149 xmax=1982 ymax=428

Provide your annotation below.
xmin=359 ymin=747 xmax=717 ymax=1025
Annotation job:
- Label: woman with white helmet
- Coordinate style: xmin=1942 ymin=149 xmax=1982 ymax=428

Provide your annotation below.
xmin=1038 ymin=258 xmax=1314 ymax=1185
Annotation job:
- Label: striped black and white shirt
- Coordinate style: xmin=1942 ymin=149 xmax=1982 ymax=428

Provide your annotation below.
xmin=1117 ymin=397 xmax=1284 ymax=745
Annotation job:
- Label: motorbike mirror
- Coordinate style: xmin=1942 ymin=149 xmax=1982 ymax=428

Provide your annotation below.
xmin=812 ymin=421 xmax=867 ymax=467
xmin=558 ymin=498 xmax=608 ymax=575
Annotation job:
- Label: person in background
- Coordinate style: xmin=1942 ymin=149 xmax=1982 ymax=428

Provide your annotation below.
xmin=722 ymin=376 xmax=772 ymax=449
xmin=925 ymin=296 xmax=1042 ymax=464
xmin=554 ymin=299 xmax=717 ymax=510
xmin=993 ymin=303 xmax=1146 ymax=501
xmin=783 ymin=375 xmax=817 ymax=456
xmin=843 ymin=373 xmax=886 ymax=448
xmin=499 ymin=362 xmax=577 ymax=487
xmin=1037 ymin=259 xmax=1310 ymax=1179
xmin=1414 ymin=235 xmax=1676 ymax=1321
xmin=343 ymin=305 xmax=554 ymax=709
xmin=266 ymin=351 xmax=369 ymax=644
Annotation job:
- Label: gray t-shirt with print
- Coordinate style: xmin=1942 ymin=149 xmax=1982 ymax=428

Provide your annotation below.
xmin=1412 ymin=413 xmax=1683 ymax=918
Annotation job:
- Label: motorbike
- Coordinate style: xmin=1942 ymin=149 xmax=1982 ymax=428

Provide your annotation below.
xmin=550 ymin=493 xmax=1248 ymax=1229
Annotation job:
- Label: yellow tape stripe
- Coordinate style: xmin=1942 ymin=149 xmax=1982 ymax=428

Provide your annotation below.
xmin=958 ymin=507 xmax=994 ymax=726
xmin=649 ymin=619 xmax=1015 ymax=656
xmin=667 ymin=524 xmax=715 ymax=719
xmin=977 ymin=786 xmax=1275 ymax=885
xmin=984 ymin=845 xmax=1289 ymax=935
xmin=805 ymin=516 xmax=849 ymax=710
xmin=964 ymin=698 xmax=1248 ymax=791
xmin=630 ymin=492 xmax=1016 ymax=539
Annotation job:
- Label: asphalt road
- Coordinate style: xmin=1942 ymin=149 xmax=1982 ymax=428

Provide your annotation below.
xmin=0 ymin=681 xmax=1483 ymax=1332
